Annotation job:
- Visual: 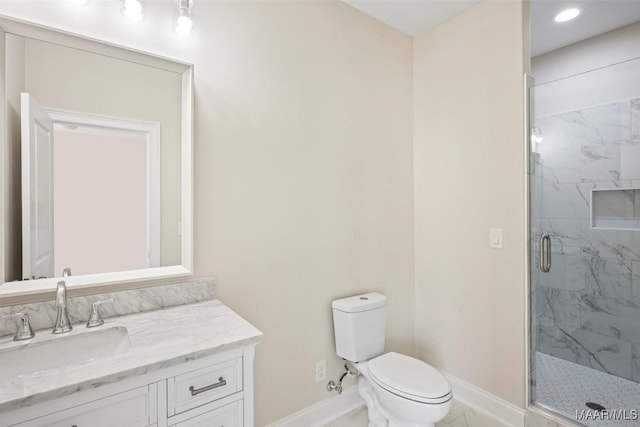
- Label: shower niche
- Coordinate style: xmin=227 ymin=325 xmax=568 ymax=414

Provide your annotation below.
xmin=591 ymin=188 xmax=640 ymax=231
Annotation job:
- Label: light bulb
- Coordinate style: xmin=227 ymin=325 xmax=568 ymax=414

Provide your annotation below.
xmin=174 ymin=14 xmax=193 ymax=36
xmin=121 ymin=0 xmax=145 ymax=21
xmin=174 ymin=0 xmax=193 ymax=38
xmin=554 ymin=8 xmax=580 ymax=23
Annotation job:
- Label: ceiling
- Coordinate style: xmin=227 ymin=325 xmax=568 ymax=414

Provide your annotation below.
xmin=343 ymin=0 xmax=479 ymax=37
xmin=530 ymin=0 xmax=640 ymax=56
xmin=342 ymin=0 xmax=640 ymax=57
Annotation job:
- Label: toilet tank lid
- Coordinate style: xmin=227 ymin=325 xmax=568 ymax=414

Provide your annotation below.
xmin=332 ymin=292 xmax=387 ymax=313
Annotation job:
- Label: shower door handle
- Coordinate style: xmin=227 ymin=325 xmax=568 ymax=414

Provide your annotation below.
xmin=539 ymin=234 xmax=551 ymax=272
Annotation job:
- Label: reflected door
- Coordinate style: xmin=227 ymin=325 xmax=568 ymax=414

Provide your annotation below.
xmin=21 ymin=92 xmax=54 ymax=280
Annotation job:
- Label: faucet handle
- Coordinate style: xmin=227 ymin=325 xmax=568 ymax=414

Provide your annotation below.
xmin=1 ymin=312 xmax=35 ymax=341
xmin=86 ymin=299 xmax=113 ymax=328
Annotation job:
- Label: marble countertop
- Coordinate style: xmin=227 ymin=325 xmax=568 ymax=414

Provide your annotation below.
xmin=0 ymin=299 xmax=263 ymax=413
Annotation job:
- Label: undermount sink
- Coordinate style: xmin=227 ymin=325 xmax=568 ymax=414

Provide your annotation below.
xmin=0 ymin=326 xmax=130 ymax=381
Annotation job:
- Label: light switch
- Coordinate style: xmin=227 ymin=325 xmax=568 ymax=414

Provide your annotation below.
xmin=489 ymin=228 xmax=503 ymax=249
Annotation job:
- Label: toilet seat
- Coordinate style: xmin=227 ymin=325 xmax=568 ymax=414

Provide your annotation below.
xmin=367 ymin=352 xmax=452 ymax=404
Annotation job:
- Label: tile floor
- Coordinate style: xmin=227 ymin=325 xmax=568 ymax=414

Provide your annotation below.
xmin=535 ymin=352 xmax=640 ymax=427
xmin=322 ymin=352 xmax=640 ymax=427
xmin=323 ymin=399 xmax=510 ymax=427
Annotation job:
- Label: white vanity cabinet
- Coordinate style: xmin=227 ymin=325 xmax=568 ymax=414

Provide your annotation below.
xmin=169 ymin=401 xmax=243 ymax=427
xmin=6 ymin=386 xmax=157 ymax=427
xmin=1 ymin=347 xmax=256 ymax=427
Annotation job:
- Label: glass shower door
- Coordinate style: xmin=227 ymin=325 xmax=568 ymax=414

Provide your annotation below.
xmin=529 ymin=58 xmax=640 ymax=426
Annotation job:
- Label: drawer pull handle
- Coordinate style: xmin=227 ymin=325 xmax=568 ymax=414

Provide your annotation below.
xmin=189 ymin=377 xmax=227 ymax=396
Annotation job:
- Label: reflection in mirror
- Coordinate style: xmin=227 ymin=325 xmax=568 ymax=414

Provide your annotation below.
xmin=22 ymin=95 xmax=162 ymax=279
xmin=1 ymin=18 xmax=193 ymax=297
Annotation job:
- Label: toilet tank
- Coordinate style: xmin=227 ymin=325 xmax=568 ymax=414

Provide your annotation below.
xmin=332 ymin=292 xmax=387 ymax=362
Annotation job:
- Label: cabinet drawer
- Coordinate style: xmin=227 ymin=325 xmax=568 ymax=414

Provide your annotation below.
xmin=11 ymin=386 xmax=155 ymax=427
xmin=168 ymin=357 xmax=242 ymax=415
xmin=171 ymin=401 xmax=242 ymax=427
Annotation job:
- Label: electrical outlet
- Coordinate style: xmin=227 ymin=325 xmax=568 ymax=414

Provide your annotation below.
xmin=315 ymin=360 xmax=326 ymax=383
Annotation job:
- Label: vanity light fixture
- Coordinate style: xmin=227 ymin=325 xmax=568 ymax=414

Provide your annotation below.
xmin=554 ymin=8 xmax=580 ymax=22
xmin=174 ymin=0 xmax=194 ymax=37
xmin=121 ymin=0 xmax=145 ymax=22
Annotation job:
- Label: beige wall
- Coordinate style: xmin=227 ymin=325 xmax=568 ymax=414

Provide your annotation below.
xmin=194 ymin=3 xmax=415 ymax=422
xmin=0 ymin=2 xmax=415 ymax=424
xmin=413 ymin=0 xmax=528 ymax=408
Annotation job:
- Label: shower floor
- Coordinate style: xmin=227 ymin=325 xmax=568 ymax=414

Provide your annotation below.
xmin=535 ymin=352 xmax=640 ymax=427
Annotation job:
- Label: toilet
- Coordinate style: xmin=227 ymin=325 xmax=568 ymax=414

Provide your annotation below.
xmin=332 ymin=292 xmax=452 ymax=427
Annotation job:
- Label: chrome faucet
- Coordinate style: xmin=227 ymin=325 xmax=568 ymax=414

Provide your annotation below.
xmin=53 ymin=280 xmax=72 ymax=334
xmin=62 ymin=267 xmax=72 ymax=277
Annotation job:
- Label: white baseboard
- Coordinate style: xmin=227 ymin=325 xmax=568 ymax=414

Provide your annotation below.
xmin=267 ymin=373 xmax=526 ymax=427
xmin=443 ymin=372 xmax=526 ymax=427
xmin=266 ymin=385 xmax=365 ymax=427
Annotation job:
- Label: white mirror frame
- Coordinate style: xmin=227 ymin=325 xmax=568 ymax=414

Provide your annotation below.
xmin=0 ymin=17 xmax=193 ymax=299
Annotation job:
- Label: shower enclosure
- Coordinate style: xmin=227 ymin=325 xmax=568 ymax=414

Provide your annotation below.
xmin=528 ymin=58 xmax=640 ymax=425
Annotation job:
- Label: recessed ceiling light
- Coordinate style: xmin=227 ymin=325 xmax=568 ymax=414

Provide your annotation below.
xmin=554 ymin=8 xmax=581 ymax=23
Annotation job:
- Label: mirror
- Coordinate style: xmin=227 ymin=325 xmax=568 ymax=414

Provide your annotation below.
xmin=0 ymin=18 xmax=193 ymax=298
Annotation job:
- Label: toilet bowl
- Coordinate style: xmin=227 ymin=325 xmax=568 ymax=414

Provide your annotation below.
xmin=357 ymin=352 xmax=452 ymax=427
xmin=332 ymin=293 xmax=452 ymax=427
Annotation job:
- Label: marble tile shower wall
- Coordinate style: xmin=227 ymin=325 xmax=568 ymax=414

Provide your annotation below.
xmin=532 ymin=98 xmax=640 ymax=383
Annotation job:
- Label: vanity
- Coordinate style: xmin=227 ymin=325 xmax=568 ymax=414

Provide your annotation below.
xmin=0 ymin=290 xmax=263 ymax=427
xmin=0 ymin=13 xmax=264 ymax=427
